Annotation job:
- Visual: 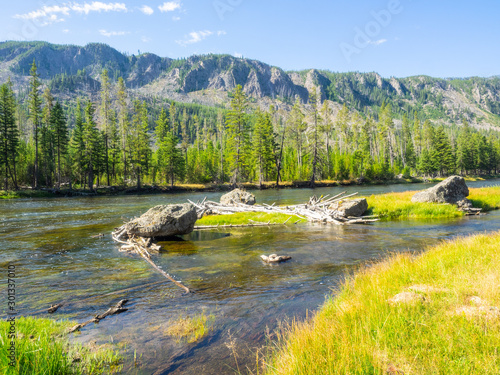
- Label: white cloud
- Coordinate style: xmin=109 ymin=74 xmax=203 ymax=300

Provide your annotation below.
xmin=234 ymin=52 xmax=243 ymax=58
xmin=217 ymin=30 xmax=226 ymax=36
xmin=99 ymin=29 xmax=129 ymax=37
xmin=177 ymin=30 xmax=212 ymax=46
xmin=13 ymin=2 xmax=127 ymax=25
xmin=369 ymin=39 xmax=387 ymax=46
xmin=63 ymin=29 xmax=70 ymax=33
xmin=172 ymin=16 xmax=181 ymax=21
xmin=158 ymin=1 xmax=181 ymax=13
xmin=139 ymin=5 xmax=154 ymax=15
xmin=141 ymin=36 xmax=151 ymax=43
xmin=71 ymin=2 xmax=127 ymax=14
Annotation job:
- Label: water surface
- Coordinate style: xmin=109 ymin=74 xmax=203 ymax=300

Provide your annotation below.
xmin=1 ymin=179 xmax=499 ymax=374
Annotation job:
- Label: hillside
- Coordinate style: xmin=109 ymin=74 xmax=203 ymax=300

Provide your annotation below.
xmin=1 ymin=41 xmax=500 ymax=129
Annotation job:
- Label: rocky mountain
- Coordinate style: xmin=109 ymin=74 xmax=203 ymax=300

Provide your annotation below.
xmin=1 ymin=40 xmax=499 ymax=129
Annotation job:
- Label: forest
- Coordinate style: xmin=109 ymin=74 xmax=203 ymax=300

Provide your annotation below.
xmin=1 ymin=60 xmax=500 ymax=191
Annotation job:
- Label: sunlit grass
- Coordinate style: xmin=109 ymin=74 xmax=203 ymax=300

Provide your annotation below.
xmin=197 ymin=212 xmax=307 ymax=226
xmin=165 ymin=312 xmax=215 ymax=343
xmin=265 ymin=231 xmax=500 ymax=375
xmin=468 ymin=186 xmax=500 ymax=211
xmin=0 ymin=317 xmax=121 ymax=375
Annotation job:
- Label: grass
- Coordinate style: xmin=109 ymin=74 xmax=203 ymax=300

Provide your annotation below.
xmin=264 ymin=231 xmax=500 ymax=375
xmin=363 ymin=186 xmax=500 ymax=220
xmin=0 ymin=190 xmax=53 ymax=199
xmin=197 ymin=212 xmax=307 ymax=226
xmin=0 ymin=317 xmax=121 ymax=375
xmin=165 ymin=312 xmax=215 ymax=343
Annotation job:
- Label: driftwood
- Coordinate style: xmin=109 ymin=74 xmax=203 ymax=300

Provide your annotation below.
xmin=68 ymin=299 xmax=128 ymax=333
xmin=48 ymin=303 xmax=63 ymax=314
xmin=192 ymin=192 xmax=378 ymax=226
xmin=111 ymin=229 xmax=190 ymax=294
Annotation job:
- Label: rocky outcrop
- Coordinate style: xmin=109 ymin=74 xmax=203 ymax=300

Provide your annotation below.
xmin=220 ymin=189 xmax=256 ymax=206
xmin=411 ymin=176 xmax=470 ymax=205
xmin=330 ymin=198 xmax=368 ymax=217
xmin=124 ymin=203 xmax=197 ymax=238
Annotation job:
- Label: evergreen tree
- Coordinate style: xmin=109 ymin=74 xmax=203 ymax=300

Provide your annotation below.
xmin=50 ymin=102 xmax=69 ymax=188
xmin=99 ymin=69 xmax=112 ymax=186
xmin=308 ymin=87 xmax=322 ymax=186
xmin=129 ymin=101 xmax=151 ymax=189
xmin=0 ymin=79 xmax=19 ymax=189
xmin=83 ymin=101 xmax=100 ymax=191
xmin=70 ymin=100 xmax=85 ymax=187
xmin=117 ymin=77 xmax=130 ymax=182
xmin=252 ymin=111 xmax=275 ymax=187
xmin=226 ymin=85 xmax=249 ymax=185
xmin=28 ymin=60 xmax=42 ymax=188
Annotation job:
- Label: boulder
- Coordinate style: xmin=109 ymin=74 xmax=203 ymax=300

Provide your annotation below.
xmin=124 ymin=203 xmax=197 ymax=238
xmin=331 ymin=198 xmax=368 ymax=217
xmin=411 ymin=176 xmax=469 ymax=205
xmin=220 ymin=189 xmax=256 ymax=206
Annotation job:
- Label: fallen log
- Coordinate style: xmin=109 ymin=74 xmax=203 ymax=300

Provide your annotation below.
xmin=68 ymin=299 xmax=128 ymax=333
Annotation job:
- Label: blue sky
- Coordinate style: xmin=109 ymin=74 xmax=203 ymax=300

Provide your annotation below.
xmin=1 ymin=0 xmax=499 ymax=78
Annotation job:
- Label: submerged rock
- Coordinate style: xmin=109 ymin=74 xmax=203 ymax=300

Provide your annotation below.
xmin=330 ymin=198 xmax=368 ymax=217
xmin=220 ymin=189 xmax=256 ymax=206
xmin=124 ymin=203 xmax=197 ymax=238
xmin=411 ymin=176 xmax=469 ymax=205
xmin=260 ymin=254 xmax=292 ymax=263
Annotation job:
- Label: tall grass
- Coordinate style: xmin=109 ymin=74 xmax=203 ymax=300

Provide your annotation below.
xmin=165 ymin=312 xmax=215 ymax=343
xmin=265 ymin=231 xmax=500 ymax=374
xmin=0 ymin=317 xmax=121 ymax=375
xmin=468 ymin=186 xmax=500 ymax=211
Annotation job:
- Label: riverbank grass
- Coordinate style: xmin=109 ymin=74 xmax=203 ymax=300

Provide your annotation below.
xmin=197 ymin=212 xmax=307 ymax=226
xmin=265 ymin=231 xmax=500 ymax=374
xmin=364 ymin=186 xmax=500 ymax=220
xmin=165 ymin=312 xmax=215 ymax=343
xmin=0 ymin=317 xmax=120 ymax=375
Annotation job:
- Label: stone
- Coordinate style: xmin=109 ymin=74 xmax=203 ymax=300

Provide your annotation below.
xmin=411 ymin=176 xmax=469 ymax=205
xmin=220 ymin=189 xmax=256 ymax=206
xmin=124 ymin=203 xmax=197 ymax=238
xmin=331 ymin=198 xmax=368 ymax=217
xmin=260 ymin=254 xmax=292 ymax=263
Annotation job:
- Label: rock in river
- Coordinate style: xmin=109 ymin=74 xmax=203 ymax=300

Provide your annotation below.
xmin=220 ymin=188 xmax=256 ymax=206
xmin=411 ymin=176 xmax=470 ymax=205
xmin=124 ymin=203 xmax=197 ymax=238
xmin=330 ymin=198 xmax=368 ymax=217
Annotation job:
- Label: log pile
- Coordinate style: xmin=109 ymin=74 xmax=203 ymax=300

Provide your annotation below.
xmin=68 ymin=299 xmax=129 ymax=333
xmin=190 ymin=192 xmax=379 ymax=226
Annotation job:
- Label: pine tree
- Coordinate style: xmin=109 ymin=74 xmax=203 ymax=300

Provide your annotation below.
xmin=252 ymin=111 xmax=275 ymax=187
xmin=308 ymin=87 xmax=322 ymax=186
xmin=117 ymin=77 xmax=130 ymax=182
xmin=226 ymin=85 xmax=249 ymax=186
xmin=162 ymin=131 xmax=185 ymax=187
xmin=99 ymin=69 xmax=112 ymax=186
xmin=83 ymin=101 xmax=100 ymax=191
xmin=288 ymin=97 xmax=306 ymax=179
xmin=50 ymin=102 xmax=68 ymax=188
xmin=70 ymin=100 xmax=85 ymax=187
xmin=0 ymin=79 xmax=19 ymax=189
xmin=129 ymin=101 xmax=151 ymax=189
xmin=431 ymin=125 xmax=454 ymax=176
xmin=28 ymin=60 xmax=42 ymax=188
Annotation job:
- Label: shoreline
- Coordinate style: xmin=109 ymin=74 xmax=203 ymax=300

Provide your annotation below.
xmin=1 ymin=175 xmax=498 ymax=200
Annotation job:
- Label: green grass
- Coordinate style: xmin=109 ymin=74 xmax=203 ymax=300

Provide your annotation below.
xmin=0 ymin=317 xmax=121 ymax=375
xmin=197 ymin=212 xmax=307 ymax=226
xmin=165 ymin=312 xmax=215 ymax=343
xmin=0 ymin=190 xmax=53 ymax=199
xmin=265 ymin=231 xmax=500 ymax=375
xmin=468 ymin=186 xmax=500 ymax=211
xmin=363 ymin=186 xmax=500 ymax=220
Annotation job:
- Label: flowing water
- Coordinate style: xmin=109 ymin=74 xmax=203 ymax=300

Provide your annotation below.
xmin=1 ymin=180 xmax=500 ymax=374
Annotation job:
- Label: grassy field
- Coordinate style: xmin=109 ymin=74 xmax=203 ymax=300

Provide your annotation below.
xmin=196 ymin=212 xmax=307 ymax=226
xmin=264 ymin=231 xmax=500 ymax=375
xmin=0 ymin=317 xmax=120 ymax=375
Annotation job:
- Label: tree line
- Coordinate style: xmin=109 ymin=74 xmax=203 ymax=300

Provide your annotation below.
xmin=1 ymin=61 xmax=500 ymax=191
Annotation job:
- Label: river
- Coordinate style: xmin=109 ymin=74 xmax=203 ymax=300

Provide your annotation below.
xmin=1 ymin=179 xmax=499 ymax=374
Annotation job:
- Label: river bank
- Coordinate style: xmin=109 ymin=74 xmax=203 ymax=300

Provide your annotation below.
xmin=1 ymin=175 xmax=498 ymax=200
xmin=264 ymin=231 xmax=500 ymax=374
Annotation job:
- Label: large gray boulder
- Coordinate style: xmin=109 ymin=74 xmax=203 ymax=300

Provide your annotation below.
xmin=411 ymin=176 xmax=469 ymax=205
xmin=331 ymin=198 xmax=368 ymax=217
xmin=220 ymin=189 xmax=256 ymax=206
xmin=124 ymin=203 xmax=197 ymax=238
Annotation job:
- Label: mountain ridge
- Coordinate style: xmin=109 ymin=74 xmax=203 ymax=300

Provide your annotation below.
xmin=1 ymin=40 xmax=500 ymax=129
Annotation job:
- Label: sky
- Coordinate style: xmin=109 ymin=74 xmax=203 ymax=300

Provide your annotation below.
xmin=1 ymin=0 xmax=499 ymax=78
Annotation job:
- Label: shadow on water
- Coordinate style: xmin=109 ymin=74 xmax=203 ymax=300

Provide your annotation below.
xmin=1 ymin=180 xmax=499 ymax=374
